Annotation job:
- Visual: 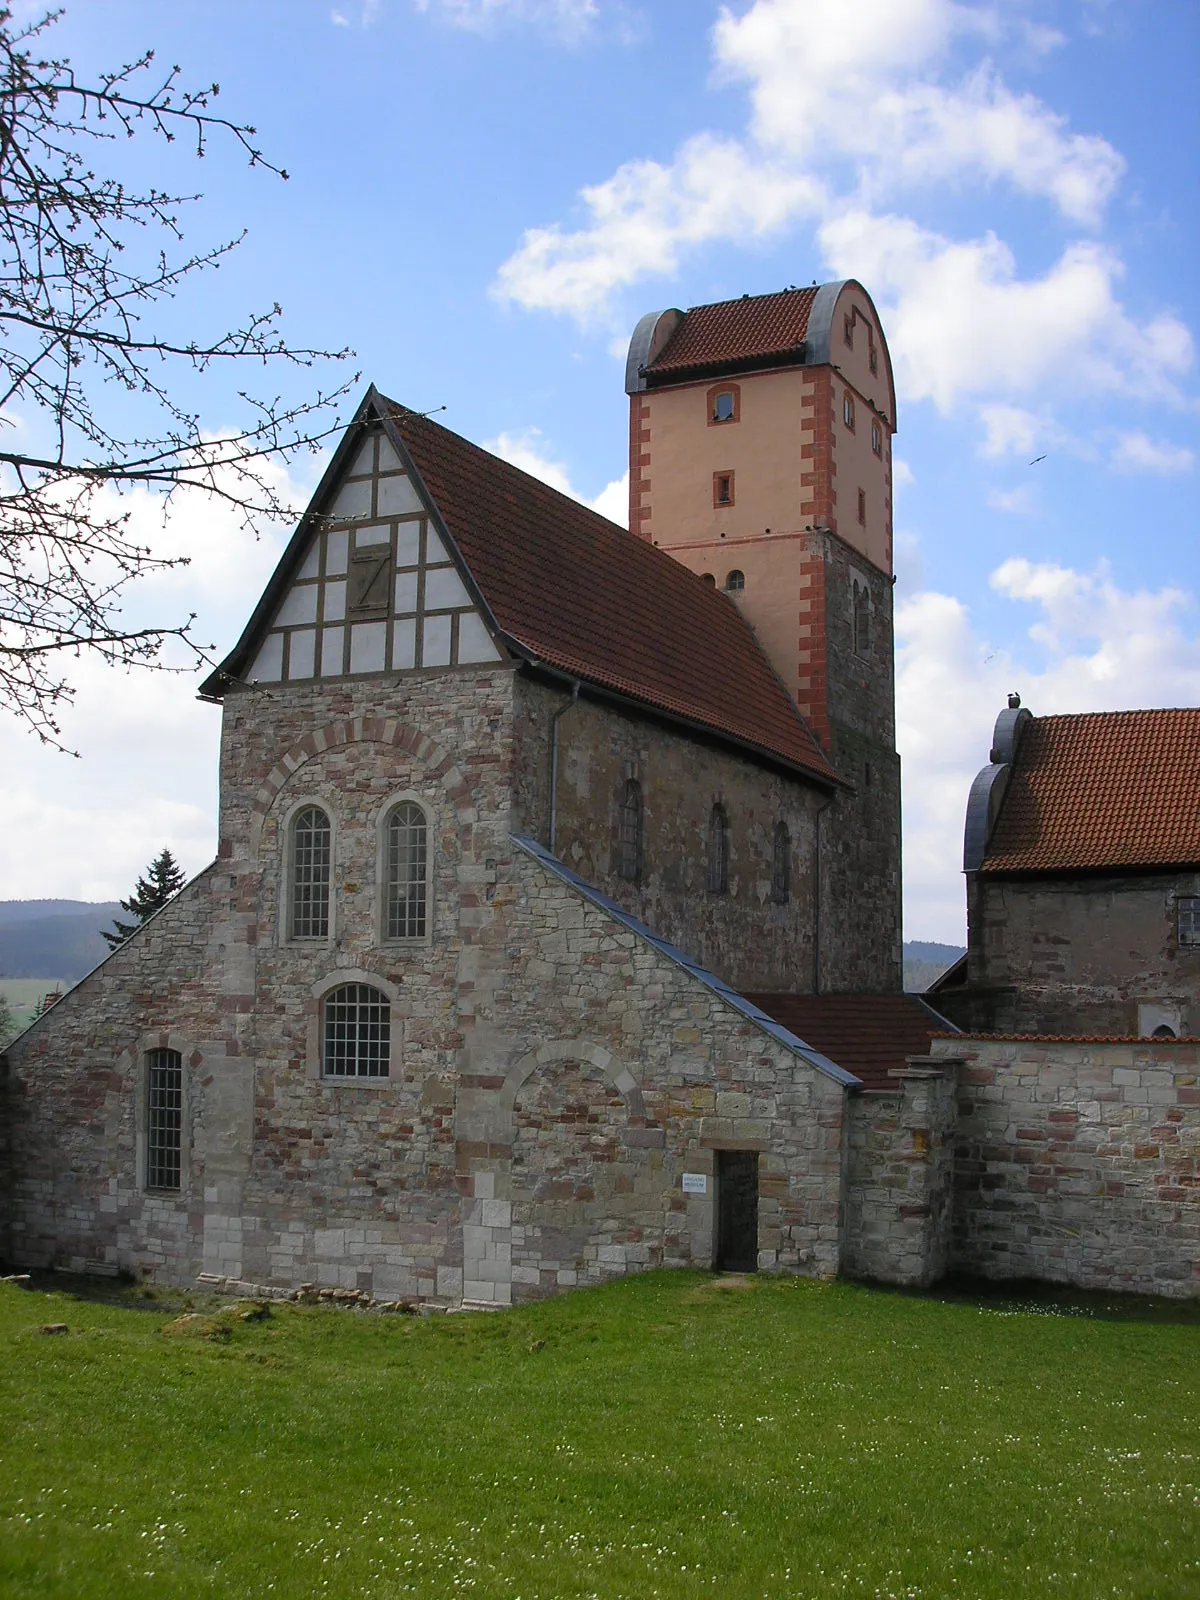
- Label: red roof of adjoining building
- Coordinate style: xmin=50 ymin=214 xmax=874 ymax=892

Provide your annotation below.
xmin=385 ymin=403 xmax=837 ymax=782
xmin=742 ymin=993 xmax=953 ymax=1091
xmin=983 ymin=708 xmax=1200 ymax=873
xmin=644 ymin=287 xmax=819 ymax=380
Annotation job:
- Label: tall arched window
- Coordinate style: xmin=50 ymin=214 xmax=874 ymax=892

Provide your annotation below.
xmin=726 ymin=570 xmax=745 ymax=592
xmin=290 ymin=806 xmax=331 ymax=940
xmin=707 ymin=803 xmax=729 ymax=895
xmin=617 ymin=778 xmax=643 ymax=883
xmin=145 ymin=1048 xmax=183 ymax=1191
xmin=385 ymin=801 xmax=428 ymax=940
xmin=771 ymin=821 xmax=790 ymax=906
xmin=323 ymin=983 xmax=391 ymax=1078
xmin=853 ymin=580 xmax=871 ymax=656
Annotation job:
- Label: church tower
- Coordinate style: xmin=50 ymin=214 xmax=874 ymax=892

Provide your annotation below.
xmin=625 ymin=281 xmax=902 ymax=990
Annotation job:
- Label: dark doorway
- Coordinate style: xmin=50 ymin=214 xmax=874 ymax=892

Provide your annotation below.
xmin=715 ymin=1150 xmax=759 ymax=1272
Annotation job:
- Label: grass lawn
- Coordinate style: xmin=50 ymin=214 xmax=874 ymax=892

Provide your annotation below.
xmin=0 ymin=978 xmax=61 ymax=1036
xmin=1 ymin=1272 xmax=1197 ymax=1599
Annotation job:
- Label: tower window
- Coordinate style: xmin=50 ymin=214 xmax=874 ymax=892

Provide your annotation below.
xmin=771 ymin=821 xmax=790 ymax=906
xmin=843 ymin=313 xmax=853 ymax=348
xmin=701 ymin=572 xmax=716 ymax=586
xmin=1180 ymin=898 xmax=1200 ymax=946
xmin=290 ymin=805 xmax=332 ymax=940
xmin=871 ymin=420 xmax=881 ymax=456
xmin=843 ymin=392 xmax=855 ymax=431
xmin=617 ymin=778 xmax=644 ymax=883
xmin=713 ymin=471 xmax=734 ymax=507
xmin=146 ymin=1049 xmax=183 ymax=1192
xmin=869 ymin=345 xmax=879 ymax=376
xmin=323 ymin=983 xmax=391 ymax=1078
xmin=707 ymin=382 xmax=740 ymax=425
xmin=853 ymin=579 xmax=871 ymax=656
xmin=725 ymin=569 xmax=745 ymax=592
xmin=858 ymin=489 xmax=866 ymax=526
xmin=707 ymin=803 xmax=730 ymax=895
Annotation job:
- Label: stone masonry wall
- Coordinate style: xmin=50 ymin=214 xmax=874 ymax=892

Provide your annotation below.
xmin=1 ymin=664 xmax=850 ymax=1304
xmin=513 ymin=676 xmax=826 ymax=994
xmin=938 ymin=1035 xmax=1200 ymax=1297
xmin=956 ymin=871 xmax=1200 ymax=1037
xmin=842 ymin=1070 xmax=956 ymax=1287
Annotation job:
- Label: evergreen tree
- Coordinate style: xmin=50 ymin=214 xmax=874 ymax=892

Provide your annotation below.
xmin=0 ymin=992 xmax=15 ymax=1049
xmin=102 ymin=849 xmax=187 ymax=951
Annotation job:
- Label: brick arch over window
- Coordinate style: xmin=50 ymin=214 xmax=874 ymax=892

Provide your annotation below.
xmin=499 ymin=1040 xmax=647 ymax=1128
xmin=243 ymin=717 xmax=477 ymax=854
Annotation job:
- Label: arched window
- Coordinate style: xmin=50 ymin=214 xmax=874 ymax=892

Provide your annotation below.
xmin=726 ymin=570 xmax=745 ymax=592
xmin=290 ymin=806 xmax=331 ymax=940
xmin=617 ymin=778 xmax=643 ymax=883
xmin=323 ymin=983 xmax=391 ymax=1078
xmin=853 ymin=580 xmax=870 ymax=656
xmin=707 ymin=803 xmax=729 ymax=895
xmin=771 ymin=821 xmax=790 ymax=906
xmin=700 ymin=572 xmax=716 ymax=586
xmin=384 ymin=800 xmax=428 ymax=940
xmin=146 ymin=1048 xmax=183 ymax=1191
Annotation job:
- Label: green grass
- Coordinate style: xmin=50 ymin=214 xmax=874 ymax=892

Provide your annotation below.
xmin=1 ymin=1273 xmax=1197 ymax=1599
xmin=0 ymin=978 xmax=62 ymax=1032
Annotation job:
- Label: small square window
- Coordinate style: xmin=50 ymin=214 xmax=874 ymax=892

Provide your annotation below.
xmin=713 ymin=471 xmax=734 ymax=508
xmin=871 ymin=421 xmax=882 ymax=456
xmin=843 ymin=392 xmax=855 ymax=430
xmin=1179 ymin=898 xmax=1200 ymax=947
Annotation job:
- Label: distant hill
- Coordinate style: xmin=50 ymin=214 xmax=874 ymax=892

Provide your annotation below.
xmin=904 ymin=941 xmax=965 ymax=993
xmin=0 ymin=900 xmax=122 ymax=982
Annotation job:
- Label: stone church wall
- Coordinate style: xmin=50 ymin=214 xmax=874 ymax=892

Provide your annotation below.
xmin=513 ymin=676 xmax=825 ymax=993
xmin=935 ymin=1036 xmax=1200 ymax=1296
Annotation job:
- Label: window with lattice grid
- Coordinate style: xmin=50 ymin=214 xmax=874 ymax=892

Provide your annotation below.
xmin=1180 ymin=898 xmax=1200 ymax=947
xmin=290 ymin=806 xmax=331 ymax=939
xmin=146 ymin=1049 xmax=182 ymax=1190
xmin=708 ymin=803 xmax=730 ymax=895
xmin=385 ymin=801 xmax=428 ymax=939
xmin=323 ymin=984 xmax=391 ymax=1078
xmin=617 ymin=779 xmax=643 ymax=883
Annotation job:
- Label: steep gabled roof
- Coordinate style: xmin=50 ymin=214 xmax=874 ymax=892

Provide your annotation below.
xmin=380 ymin=400 xmax=837 ymax=782
xmin=982 ymin=708 xmax=1200 ymax=874
xmin=743 ymin=993 xmax=956 ymax=1091
xmin=644 ymin=286 xmax=819 ymax=382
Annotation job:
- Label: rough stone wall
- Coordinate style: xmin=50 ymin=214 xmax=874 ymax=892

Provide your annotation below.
xmin=842 ymin=1070 xmax=956 ymax=1286
xmin=1 ymin=664 xmax=849 ymax=1303
xmin=953 ymin=871 xmax=1200 ymax=1036
xmin=939 ymin=1035 xmax=1200 ymax=1297
xmin=819 ymin=531 xmax=902 ymax=993
xmin=513 ymin=676 xmax=825 ymax=993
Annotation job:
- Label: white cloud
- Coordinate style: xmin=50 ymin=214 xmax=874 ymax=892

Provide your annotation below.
xmin=0 ymin=457 xmax=317 ymax=899
xmin=414 ymin=0 xmax=597 ymax=36
xmin=818 ymin=212 xmax=1193 ymax=412
xmin=1109 ymin=431 xmax=1195 ymax=476
xmin=898 ymin=558 xmax=1200 ymax=940
xmin=893 ymin=456 xmax=915 ymax=487
xmin=985 ymin=485 xmax=1035 ymax=514
xmin=485 ymin=427 xmax=628 ymax=523
xmin=716 ymin=0 xmax=1123 ymax=224
xmin=495 ymin=134 xmax=823 ymax=322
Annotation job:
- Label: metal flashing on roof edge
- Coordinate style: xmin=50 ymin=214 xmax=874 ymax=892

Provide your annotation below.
xmin=964 ymin=701 xmax=1033 ymax=871
xmin=625 ymin=308 xmax=683 ymax=394
xmin=510 ymin=832 xmax=861 ymax=1088
xmin=803 ymin=280 xmax=849 ymax=367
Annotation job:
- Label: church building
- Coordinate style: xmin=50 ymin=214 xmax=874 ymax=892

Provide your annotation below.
xmin=0 ymin=282 xmax=959 ymax=1304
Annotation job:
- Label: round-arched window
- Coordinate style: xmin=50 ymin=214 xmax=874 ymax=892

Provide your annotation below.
xmin=726 ymin=570 xmax=745 ymax=592
xmin=323 ymin=984 xmax=391 ymax=1078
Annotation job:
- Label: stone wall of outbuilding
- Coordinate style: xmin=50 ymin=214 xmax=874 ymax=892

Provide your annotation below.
xmin=933 ymin=1035 xmax=1200 ymax=1297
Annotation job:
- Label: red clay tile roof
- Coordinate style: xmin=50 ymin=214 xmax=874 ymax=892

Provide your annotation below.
xmin=743 ymin=993 xmax=953 ymax=1091
xmin=645 ymin=287 xmax=819 ymax=381
xmin=385 ymin=402 xmax=836 ymax=782
xmin=982 ymin=709 xmax=1200 ymax=873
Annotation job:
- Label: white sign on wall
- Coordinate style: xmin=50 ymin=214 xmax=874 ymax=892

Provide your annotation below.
xmin=681 ymin=1172 xmax=708 ymax=1195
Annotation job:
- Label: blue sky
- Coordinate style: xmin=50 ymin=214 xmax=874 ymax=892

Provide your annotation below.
xmin=2 ymin=0 xmax=1197 ymax=943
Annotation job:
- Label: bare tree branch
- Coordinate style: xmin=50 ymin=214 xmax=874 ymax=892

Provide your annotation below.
xmin=0 ymin=8 xmax=356 ymax=749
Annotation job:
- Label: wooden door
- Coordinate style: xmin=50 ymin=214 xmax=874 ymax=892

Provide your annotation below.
xmin=715 ymin=1150 xmax=759 ymax=1272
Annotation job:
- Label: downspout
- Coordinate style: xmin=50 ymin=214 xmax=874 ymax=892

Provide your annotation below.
xmin=812 ymin=791 xmax=835 ymax=995
xmin=548 ymin=679 xmax=580 ymax=855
